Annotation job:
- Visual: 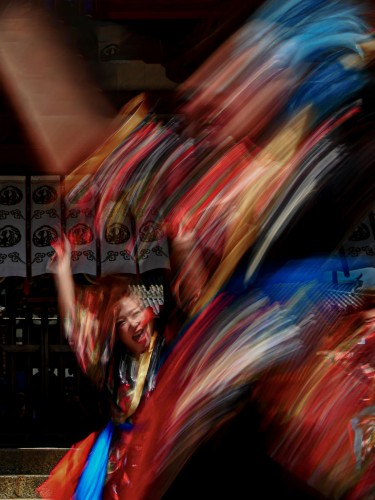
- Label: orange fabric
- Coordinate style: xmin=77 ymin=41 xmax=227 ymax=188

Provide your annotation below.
xmin=36 ymin=430 xmax=99 ymax=499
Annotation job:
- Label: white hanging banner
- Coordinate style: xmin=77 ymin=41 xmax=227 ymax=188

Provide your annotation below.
xmin=0 ymin=175 xmax=171 ymax=278
xmin=65 ymin=175 xmax=97 ymax=276
xmin=31 ymin=176 xmax=62 ymax=276
xmin=0 ymin=176 xmax=27 ymax=277
xmin=101 ymin=202 xmax=137 ymax=275
xmin=137 ymin=217 xmax=170 ymax=274
xmin=341 ymin=211 xmax=375 ymax=270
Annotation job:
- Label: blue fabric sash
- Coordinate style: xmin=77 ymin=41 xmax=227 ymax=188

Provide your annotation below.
xmin=74 ymin=420 xmax=114 ymax=500
xmin=71 ymin=421 xmax=107 ymax=499
xmin=74 ymin=420 xmax=134 ymax=499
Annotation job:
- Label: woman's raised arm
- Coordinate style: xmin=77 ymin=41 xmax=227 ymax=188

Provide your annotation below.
xmin=48 ymin=234 xmax=76 ymax=321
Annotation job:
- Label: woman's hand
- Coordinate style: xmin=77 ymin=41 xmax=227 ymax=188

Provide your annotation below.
xmin=48 ymin=234 xmax=72 ymax=276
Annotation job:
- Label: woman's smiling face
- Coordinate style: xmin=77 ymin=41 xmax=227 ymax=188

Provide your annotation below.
xmin=115 ymin=296 xmax=153 ymax=358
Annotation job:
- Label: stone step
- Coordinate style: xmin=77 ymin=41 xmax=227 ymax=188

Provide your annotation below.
xmin=0 ymin=448 xmax=70 ymax=499
xmin=0 ymin=448 xmax=68 ymax=475
xmin=0 ymin=474 xmax=47 ymax=499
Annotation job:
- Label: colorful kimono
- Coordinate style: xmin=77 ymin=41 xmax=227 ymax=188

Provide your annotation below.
xmin=36 ymin=286 xmax=166 ymax=500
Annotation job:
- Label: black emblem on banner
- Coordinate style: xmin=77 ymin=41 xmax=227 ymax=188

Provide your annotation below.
xmin=0 ymin=186 xmax=23 ymax=205
xmin=33 ymin=225 xmax=58 ymax=247
xmin=33 ymin=185 xmax=58 ymax=205
xmin=0 ymin=225 xmax=21 ymax=247
xmin=348 ymin=223 xmax=370 ymax=241
xmin=69 ymin=223 xmax=94 ymax=245
xmin=139 ymin=221 xmax=164 ymax=242
xmin=105 ymin=223 xmax=130 ymax=244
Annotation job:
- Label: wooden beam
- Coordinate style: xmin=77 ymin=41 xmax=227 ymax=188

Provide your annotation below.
xmin=94 ymin=1 xmax=225 ymax=20
xmin=0 ymin=4 xmax=119 ymax=175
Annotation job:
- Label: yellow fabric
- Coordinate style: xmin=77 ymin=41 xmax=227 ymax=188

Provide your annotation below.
xmin=64 ymin=93 xmax=150 ymax=195
xmin=127 ymin=332 xmax=158 ymax=419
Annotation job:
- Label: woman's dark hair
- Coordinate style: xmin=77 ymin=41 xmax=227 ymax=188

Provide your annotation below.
xmin=76 ymin=275 xmax=140 ymax=336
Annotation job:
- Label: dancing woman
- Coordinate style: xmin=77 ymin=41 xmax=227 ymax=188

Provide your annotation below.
xmin=37 ymin=235 xmax=171 ymax=499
